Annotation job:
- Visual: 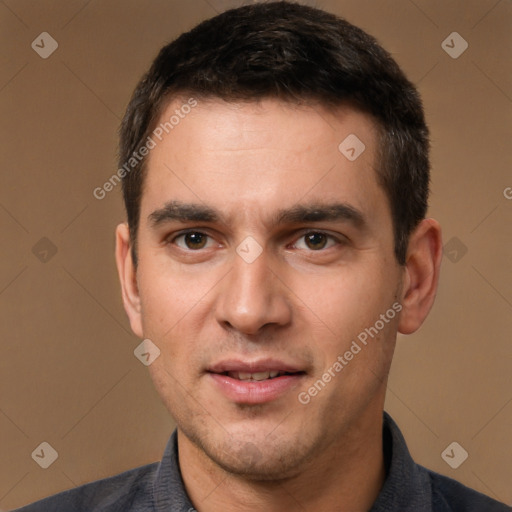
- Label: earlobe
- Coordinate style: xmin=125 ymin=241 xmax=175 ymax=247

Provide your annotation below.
xmin=115 ymin=223 xmax=144 ymax=338
xmin=398 ymin=218 xmax=443 ymax=335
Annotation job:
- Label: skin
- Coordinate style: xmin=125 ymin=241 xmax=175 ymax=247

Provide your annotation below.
xmin=116 ymin=98 xmax=442 ymax=511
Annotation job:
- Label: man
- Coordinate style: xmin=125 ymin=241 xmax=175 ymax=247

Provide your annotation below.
xmin=16 ymin=1 xmax=509 ymax=511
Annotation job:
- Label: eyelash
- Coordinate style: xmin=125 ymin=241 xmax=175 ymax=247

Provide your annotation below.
xmin=168 ymin=230 xmax=344 ymax=251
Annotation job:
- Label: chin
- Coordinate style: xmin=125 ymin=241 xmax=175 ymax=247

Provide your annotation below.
xmin=209 ymin=443 xmax=306 ymax=481
xmin=185 ymin=421 xmax=319 ymax=481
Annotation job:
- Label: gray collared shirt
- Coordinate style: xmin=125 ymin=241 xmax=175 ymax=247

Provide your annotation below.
xmin=15 ymin=413 xmax=510 ymax=511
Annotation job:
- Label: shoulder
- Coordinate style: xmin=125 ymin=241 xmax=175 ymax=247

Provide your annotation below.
xmin=378 ymin=413 xmax=510 ymax=512
xmin=424 ymin=466 xmax=511 ymax=512
xmin=13 ymin=462 xmax=159 ymax=512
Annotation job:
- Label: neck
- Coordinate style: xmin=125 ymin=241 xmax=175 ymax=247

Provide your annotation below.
xmin=178 ymin=406 xmax=386 ymax=512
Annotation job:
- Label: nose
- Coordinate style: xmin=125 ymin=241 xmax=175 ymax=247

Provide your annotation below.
xmin=214 ymin=246 xmax=292 ymax=336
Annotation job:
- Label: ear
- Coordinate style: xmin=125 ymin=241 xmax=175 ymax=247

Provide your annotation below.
xmin=398 ymin=218 xmax=443 ymax=335
xmin=115 ymin=223 xmax=143 ymax=338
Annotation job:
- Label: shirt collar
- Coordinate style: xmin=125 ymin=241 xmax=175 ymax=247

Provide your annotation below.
xmin=152 ymin=429 xmax=194 ymax=512
xmin=370 ymin=412 xmax=432 ymax=511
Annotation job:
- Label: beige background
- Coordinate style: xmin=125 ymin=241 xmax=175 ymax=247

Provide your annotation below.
xmin=1 ymin=0 xmax=511 ymax=509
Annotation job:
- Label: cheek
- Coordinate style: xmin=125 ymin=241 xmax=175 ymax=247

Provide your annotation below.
xmin=292 ymin=262 xmax=399 ymax=365
xmin=147 ymin=357 xmax=198 ymax=426
xmin=291 ymin=264 xmax=390 ymax=329
xmin=138 ymin=261 xmax=212 ymax=336
xmin=137 ymin=262 xmax=222 ymax=379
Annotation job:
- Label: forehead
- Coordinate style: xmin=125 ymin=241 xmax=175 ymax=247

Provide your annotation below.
xmin=141 ymin=97 xmax=388 ymax=228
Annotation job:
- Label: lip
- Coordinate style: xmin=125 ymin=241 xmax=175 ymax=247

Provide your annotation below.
xmin=208 ymin=372 xmax=305 ymax=404
xmin=206 ymin=358 xmax=306 ymax=405
xmin=207 ymin=358 xmax=303 ymax=374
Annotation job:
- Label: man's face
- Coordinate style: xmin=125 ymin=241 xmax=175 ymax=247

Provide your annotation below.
xmin=126 ymin=98 xmax=404 ymax=478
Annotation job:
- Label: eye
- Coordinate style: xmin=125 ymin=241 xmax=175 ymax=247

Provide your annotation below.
xmin=293 ymin=232 xmax=339 ymax=251
xmin=172 ymin=231 xmax=214 ymax=250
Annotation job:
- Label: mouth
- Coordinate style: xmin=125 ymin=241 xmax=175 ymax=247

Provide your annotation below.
xmin=217 ymin=370 xmax=303 ymax=381
xmin=206 ymin=359 xmax=307 ymax=404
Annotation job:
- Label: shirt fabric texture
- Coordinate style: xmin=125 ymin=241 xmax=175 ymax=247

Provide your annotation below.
xmin=14 ymin=412 xmax=510 ymax=511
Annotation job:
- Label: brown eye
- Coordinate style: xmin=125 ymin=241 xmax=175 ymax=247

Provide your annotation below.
xmin=174 ymin=232 xmax=210 ymax=250
xmin=185 ymin=232 xmax=207 ymax=249
xmin=293 ymin=232 xmax=339 ymax=251
xmin=304 ymin=232 xmax=328 ymax=250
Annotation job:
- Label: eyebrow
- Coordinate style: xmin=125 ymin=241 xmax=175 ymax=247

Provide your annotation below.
xmin=149 ymin=201 xmax=219 ymax=226
xmin=148 ymin=200 xmax=366 ymax=229
xmin=273 ymin=203 xmax=366 ymax=228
